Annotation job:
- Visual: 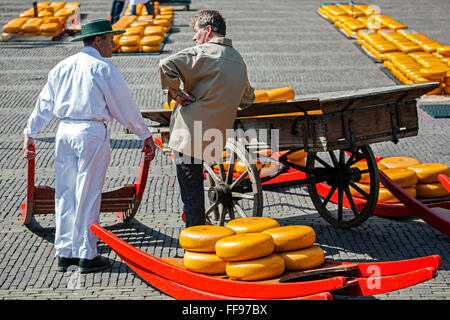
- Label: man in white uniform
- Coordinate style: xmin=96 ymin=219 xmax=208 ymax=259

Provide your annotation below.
xmin=23 ymin=19 xmax=156 ymax=273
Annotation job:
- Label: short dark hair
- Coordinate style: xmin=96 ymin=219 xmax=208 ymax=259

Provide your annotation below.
xmin=189 ymin=10 xmax=226 ymax=36
xmin=83 ymin=34 xmax=108 ymax=46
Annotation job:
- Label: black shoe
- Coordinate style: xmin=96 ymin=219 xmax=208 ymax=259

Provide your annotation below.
xmin=57 ymin=257 xmax=80 ymax=272
xmin=79 ymin=256 xmax=111 ymax=274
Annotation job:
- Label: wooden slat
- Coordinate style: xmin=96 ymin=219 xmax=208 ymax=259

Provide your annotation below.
xmin=236 ymin=98 xmax=320 ymax=117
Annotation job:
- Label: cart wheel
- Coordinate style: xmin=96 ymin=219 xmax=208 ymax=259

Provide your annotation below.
xmin=203 ymin=140 xmax=263 ymax=225
xmin=306 ymin=145 xmax=379 ymax=228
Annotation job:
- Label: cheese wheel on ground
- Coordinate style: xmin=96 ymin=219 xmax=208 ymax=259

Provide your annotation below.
xmin=215 ymin=232 xmax=275 ymax=261
xmin=225 ymin=217 xmax=280 ymax=234
xmin=179 ymin=225 xmax=235 ymax=252
xmin=351 ymin=161 xmax=387 ymax=183
xmin=144 ymin=26 xmax=164 ymax=36
xmin=407 ymin=163 xmax=450 ymax=183
xmin=416 ymin=183 xmax=449 ymax=198
xmin=379 ymin=156 xmax=421 ymax=169
xmin=352 ymin=183 xmax=417 ymax=203
xmin=119 ymin=35 xmax=140 ymax=46
xmin=140 ymin=35 xmax=162 ymax=46
xmin=381 ymin=168 xmax=418 ymax=187
xmin=265 ymin=87 xmax=295 ymax=102
xmin=120 ymin=45 xmax=139 ymax=53
xmin=141 ymin=44 xmax=161 ymax=52
xmin=279 ymin=245 xmax=325 ymax=271
xmin=183 ymin=251 xmax=226 ymax=275
xmin=226 ymin=254 xmax=285 ymax=281
xmin=124 ymin=26 xmax=144 ymax=36
xmin=263 ymin=225 xmax=316 ymax=252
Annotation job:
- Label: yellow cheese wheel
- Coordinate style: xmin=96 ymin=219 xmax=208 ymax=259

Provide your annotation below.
xmin=152 ymin=18 xmax=169 ymax=27
xmin=124 ymin=26 xmax=144 ymax=36
xmin=2 ymin=17 xmax=29 ymax=33
xmin=420 ymin=68 xmax=447 ymax=80
xmin=225 ymin=217 xmax=280 ymax=234
xmin=379 ymin=156 xmax=421 ymax=169
xmin=351 ymin=161 xmax=387 ymax=183
xmin=21 ymin=18 xmax=43 ymax=33
xmin=265 ymin=87 xmax=295 ymax=102
xmin=263 ymin=225 xmax=316 ymax=252
xmin=225 ymin=254 xmax=285 ymax=281
xmin=253 ymin=90 xmax=270 ymax=103
xmin=120 ymin=45 xmax=139 ymax=53
xmin=130 ymin=21 xmax=151 ymax=28
xmin=407 ymin=163 xmax=450 ymax=183
xmin=119 ymin=35 xmax=140 ymax=46
xmin=279 ymin=245 xmax=325 ymax=271
xmin=215 ymin=232 xmax=275 ymax=261
xmin=286 ymin=150 xmax=307 ymax=161
xmin=179 ymin=225 xmax=235 ymax=253
xmin=352 ymin=183 xmax=416 ymax=203
xmin=140 ymin=35 xmax=162 ymax=46
xmin=416 ymin=183 xmax=449 ymax=198
xmin=183 ymin=251 xmax=226 ymax=275
xmin=40 ymin=23 xmax=59 ymax=33
xmin=381 ymin=168 xmax=418 ymax=187
xmin=144 ymin=26 xmax=164 ymax=36
xmin=141 ymin=44 xmax=161 ymax=52
xmin=436 ymin=46 xmax=450 ymax=57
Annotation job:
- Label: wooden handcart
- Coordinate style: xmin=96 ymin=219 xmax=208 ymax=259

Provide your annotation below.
xmin=20 ymin=146 xmax=151 ymax=225
xmin=143 ymin=82 xmax=439 ymax=229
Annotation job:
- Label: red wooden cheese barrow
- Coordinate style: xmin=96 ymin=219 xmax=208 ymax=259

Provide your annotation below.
xmin=20 ymin=145 xmax=151 ymax=224
xmin=90 ymin=224 xmax=441 ymax=300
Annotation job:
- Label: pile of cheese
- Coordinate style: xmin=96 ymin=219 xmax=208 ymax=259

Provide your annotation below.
xmin=163 ymin=87 xmax=295 ymax=109
xmin=2 ymin=2 xmax=80 ymax=38
xmin=351 ymin=156 xmax=450 ymax=203
xmin=112 ymin=4 xmax=173 ymax=53
xmin=318 ymin=3 xmax=450 ymax=95
xmin=179 ymin=217 xmax=325 ymax=281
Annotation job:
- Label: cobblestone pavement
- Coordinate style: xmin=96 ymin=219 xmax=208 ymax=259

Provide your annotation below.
xmin=0 ymin=0 xmax=449 ymax=302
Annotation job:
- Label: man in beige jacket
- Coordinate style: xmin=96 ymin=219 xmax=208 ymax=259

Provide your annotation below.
xmin=159 ymin=10 xmax=255 ymax=227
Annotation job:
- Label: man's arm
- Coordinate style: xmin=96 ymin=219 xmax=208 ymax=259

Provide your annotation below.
xmin=238 ymin=64 xmax=255 ymax=110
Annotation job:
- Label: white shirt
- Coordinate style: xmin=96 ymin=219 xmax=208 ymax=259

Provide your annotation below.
xmin=24 ymin=46 xmax=152 ymax=140
xmin=130 ymin=0 xmax=150 ymax=5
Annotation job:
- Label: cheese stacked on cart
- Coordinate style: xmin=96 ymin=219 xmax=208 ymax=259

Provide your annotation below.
xmin=112 ymin=3 xmax=173 ymax=53
xmin=2 ymin=2 xmax=80 ymax=38
xmin=179 ymin=217 xmax=325 ymax=280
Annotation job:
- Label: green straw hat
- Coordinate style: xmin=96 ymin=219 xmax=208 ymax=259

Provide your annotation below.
xmin=70 ymin=19 xmax=125 ymax=42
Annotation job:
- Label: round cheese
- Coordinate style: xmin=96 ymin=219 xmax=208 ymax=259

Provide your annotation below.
xmin=381 ymin=168 xmax=418 ymax=187
xmin=124 ymin=26 xmax=144 ymax=36
xmin=352 ymin=183 xmax=417 ymax=203
xmin=119 ymin=35 xmax=140 ymax=46
xmin=278 ymin=245 xmax=325 ymax=271
xmin=144 ymin=26 xmax=164 ymax=36
xmin=183 ymin=251 xmax=226 ymax=275
xmin=215 ymin=233 xmax=275 ymax=261
xmin=179 ymin=225 xmax=235 ymax=253
xmin=225 ymin=254 xmax=285 ymax=281
xmin=140 ymin=35 xmax=162 ymax=46
xmin=253 ymin=90 xmax=270 ymax=103
xmin=141 ymin=44 xmax=161 ymax=52
xmin=225 ymin=217 xmax=280 ymax=234
xmin=265 ymin=87 xmax=295 ymax=102
xmin=407 ymin=163 xmax=450 ymax=183
xmin=420 ymin=67 xmax=447 ymax=80
xmin=379 ymin=156 xmax=421 ymax=169
xmin=120 ymin=45 xmax=139 ymax=53
xmin=416 ymin=183 xmax=449 ymax=198
xmin=263 ymin=225 xmax=316 ymax=252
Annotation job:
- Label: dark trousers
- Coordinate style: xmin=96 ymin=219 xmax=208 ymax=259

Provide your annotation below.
xmin=110 ymin=0 xmax=125 ymax=24
xmin=175 ymin=153 xmax=205 ymax=227
xmin=131 ymin=1 xmax=155 ymax=16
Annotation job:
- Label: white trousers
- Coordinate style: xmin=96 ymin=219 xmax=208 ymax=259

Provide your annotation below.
xmin=54 ymin=120 xmax=110 ymax=259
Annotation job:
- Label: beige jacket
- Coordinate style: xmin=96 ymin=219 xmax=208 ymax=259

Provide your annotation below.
xmin=159 ymin=37 xmax=254 ymax=162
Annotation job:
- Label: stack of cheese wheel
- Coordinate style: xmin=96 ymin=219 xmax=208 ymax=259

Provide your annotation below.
xmin=112 ymin=5 xmax=172 ymax=53
xmin=179 ymin=225 xmax=235 ymax=274
xmin=350 ymin=156 xmax=420 ymax=203
xmin=2 ymin=2 xmax=79 ymax=38
xmin=407 ymin=163 xmax=450 ymax=198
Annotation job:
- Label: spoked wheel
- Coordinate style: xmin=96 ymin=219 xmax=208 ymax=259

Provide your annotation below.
xmin=306 ymin=145 xmax=380 ymax=228
xmin=203 ymin=140 xmax=263 ymax=226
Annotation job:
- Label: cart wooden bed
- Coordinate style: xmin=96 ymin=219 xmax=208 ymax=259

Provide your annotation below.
xmin=142 ymin=82 xmax=439 ymax=229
